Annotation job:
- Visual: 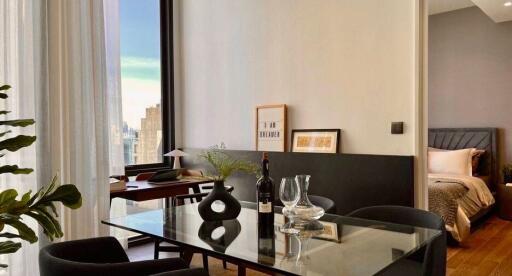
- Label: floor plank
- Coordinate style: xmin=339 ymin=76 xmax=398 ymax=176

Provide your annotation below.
xmin=448 ymin=216 xmax=512 ymax=276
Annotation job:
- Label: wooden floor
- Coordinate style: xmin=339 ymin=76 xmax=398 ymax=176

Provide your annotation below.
xmin=127 ymin=215 xmax=512 ymax=276
xmin=447 ymin=215 xmax=512 ymax=276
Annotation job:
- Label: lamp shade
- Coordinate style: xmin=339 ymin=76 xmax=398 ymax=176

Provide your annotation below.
xmin=164 ymin=149 xmax=188 ymax=157
xmin=164 ymin=149 xmax=188 ymax=169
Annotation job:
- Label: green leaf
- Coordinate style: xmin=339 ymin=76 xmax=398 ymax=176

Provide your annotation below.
xmin=0 ymin=119 xmax=35 ymax=127
xmin=0 ymin=189 xmax=18 ymax=206
xmin=4 ymin=219 xmax=37 ymax=243
xmin=0 ymin=232 xmax=22 ymax=239
xmin=0 ymin=93 xmax=7 ymax=99
xmin=0 ymin=241 xmax=21 ymax=256
xmin=0 ymin=85 xmax=11 ymax=91
xmin=0 ymin=135 xmax=36 ymax=152
xmin=26 ymin=210 xmax=61 ymax=241
xmin=0 ymin=111 xmax=10 ymax=115
xmin=0 ymin=165 xmax=34 ymax=175
xmin=0 ymin=130 xmax=12 ymax=137
xmin=21 ymin=191 xmax=32 ymax=204
xmin=42 ymin=185 xmax=82 ymax=209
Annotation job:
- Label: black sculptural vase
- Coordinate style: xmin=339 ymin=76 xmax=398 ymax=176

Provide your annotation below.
xmin=198 ymin=219 xmax=241 ymax=252
xmin=198 ymin=180 xmax=241 ymax=221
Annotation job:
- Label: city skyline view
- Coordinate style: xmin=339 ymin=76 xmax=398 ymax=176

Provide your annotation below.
xmin=120 ymin=0 xmax=163 ymax=165
xmin=120 ymin=0 xmax=161 ymax=130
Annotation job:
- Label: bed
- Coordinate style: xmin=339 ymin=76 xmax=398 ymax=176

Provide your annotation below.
xmin=428 ymin=128 xmax=497 ymax=242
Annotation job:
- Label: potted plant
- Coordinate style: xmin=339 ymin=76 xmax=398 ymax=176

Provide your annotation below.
xmin=503 ymin=164 xmax=512 ymax=184
xmin=0 ymin=85 xmax=82 ymax=268
xmin=197 ymin=144 xmax=258 ymax=221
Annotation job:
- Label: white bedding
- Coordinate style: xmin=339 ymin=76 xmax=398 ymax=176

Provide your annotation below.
xmin=428 ymin=173 xmax=495 ymax=242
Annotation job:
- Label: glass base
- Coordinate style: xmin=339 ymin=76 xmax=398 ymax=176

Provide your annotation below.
xmin=279 ymin=222 xmax=300 ymax=234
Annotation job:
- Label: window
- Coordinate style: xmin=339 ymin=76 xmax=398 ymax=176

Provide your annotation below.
xmin=120 ymin=0 xmax=173 ymax=174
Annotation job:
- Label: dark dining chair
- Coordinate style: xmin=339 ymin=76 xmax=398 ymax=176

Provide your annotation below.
xmin=348 ymin=205 xmax=446 ymax=276
xmin=39 ymin=236 xmax=208 ymax=276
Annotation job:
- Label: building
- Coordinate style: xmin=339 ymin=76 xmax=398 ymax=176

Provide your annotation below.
xmin=123 ymin=122 xmax=139 ymax=165
xmin=136 ymin=104 xmax=162 ymax=164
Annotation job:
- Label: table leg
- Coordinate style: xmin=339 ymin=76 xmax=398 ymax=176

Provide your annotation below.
xmin=238 ymin=264 xmax=247 ymax=276
xmin=192 ymin=184 xmax=202 ymax=203
xmin=182 ymin=248 xmax=194 ymax=265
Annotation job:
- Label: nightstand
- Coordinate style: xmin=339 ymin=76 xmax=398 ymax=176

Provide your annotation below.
xmin=497 ymin=184 xmax=512 ymax=220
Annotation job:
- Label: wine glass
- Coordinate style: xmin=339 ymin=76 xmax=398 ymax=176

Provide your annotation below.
xmin=279 ymin=177 xmax=300 ymax=234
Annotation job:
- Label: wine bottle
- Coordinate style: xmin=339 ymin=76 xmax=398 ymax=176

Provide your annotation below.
xmin=258 ymin=225 xmax=276 ymax=266
xmin=257 ymin=152 xmax=275 ymax=238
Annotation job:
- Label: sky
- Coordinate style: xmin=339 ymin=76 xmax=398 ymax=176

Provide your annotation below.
xmin=120 ymin=0 xmax=161 ymax=130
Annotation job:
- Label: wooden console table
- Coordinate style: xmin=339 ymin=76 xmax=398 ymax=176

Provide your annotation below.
xmin=110 ymin=178 xmax=212 ymax=207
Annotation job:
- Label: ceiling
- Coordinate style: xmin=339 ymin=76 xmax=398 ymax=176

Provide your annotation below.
xmin=429 ymin=0 xmax=475 ymax=15
xmin=429 ymin=0 xmax=512 ymax=23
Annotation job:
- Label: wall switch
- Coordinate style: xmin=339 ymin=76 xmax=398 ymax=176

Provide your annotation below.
xmin=391 ymin=122 xmax=404 ymax=134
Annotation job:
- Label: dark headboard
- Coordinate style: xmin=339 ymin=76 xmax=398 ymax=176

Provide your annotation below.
xmin=182 ymin=149 xmax=414 ymax=215
xmin=428 ymin=128 xmax=498 ymax=191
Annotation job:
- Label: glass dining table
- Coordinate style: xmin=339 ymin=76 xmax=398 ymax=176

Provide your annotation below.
xmin=102 ymin=202 xmax=441 ymax=276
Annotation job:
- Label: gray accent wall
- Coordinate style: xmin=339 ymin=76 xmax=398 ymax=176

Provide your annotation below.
xmin=429 ymin=7 xmax=512 ymax=167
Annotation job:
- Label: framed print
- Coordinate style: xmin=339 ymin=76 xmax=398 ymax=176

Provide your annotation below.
xmin=315 ymin=221 xmax=341 ymax=243
xmin=291 ymin=129 xmax=341 ymax=153
xmin=256 ymin=104 xmax=287 ymax=152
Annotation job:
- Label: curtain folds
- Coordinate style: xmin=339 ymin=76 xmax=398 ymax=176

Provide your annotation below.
xmin=0 ymin=0 xmax=123 ymax=274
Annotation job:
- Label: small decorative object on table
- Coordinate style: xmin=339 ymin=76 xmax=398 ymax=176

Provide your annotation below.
xmin=197 ymin=144 xmax=259 ymax=221
xmin=293 ymin=175 xmax=325 ymax=226
xmin=164 ymin=149 xmax=188 ymax=169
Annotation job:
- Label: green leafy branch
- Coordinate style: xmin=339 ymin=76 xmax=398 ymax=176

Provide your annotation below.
xmin=0 ymin=175 xmax=82 ymax=266
xmin=0 ymin=84 xmax=82 ymax=268
xmin=198 ymin=143 xmax=259 ymax=181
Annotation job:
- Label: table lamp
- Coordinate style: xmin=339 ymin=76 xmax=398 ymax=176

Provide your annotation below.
xmin=164 ymin=149 xmax=188 ymax=169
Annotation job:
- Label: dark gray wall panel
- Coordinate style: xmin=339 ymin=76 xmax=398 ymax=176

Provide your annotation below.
xmin=182 ymin=149 xmax=414 ymax=215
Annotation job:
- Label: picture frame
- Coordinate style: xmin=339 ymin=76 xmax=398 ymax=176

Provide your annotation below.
xmin=291 ymin=129 xmax=341 ymax=153
xmin=256 ymin=104 xmax=287 ymax=152
xmin=315 ymin=221 xmax=342 ymax=243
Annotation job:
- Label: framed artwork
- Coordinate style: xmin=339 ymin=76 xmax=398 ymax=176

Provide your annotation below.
xmin=315 ymin=221 xmax=341 ymax=243
xmin=291 ymin=129 xmax=341 ymax=153
xmin=256 ymin=104 xmax=287 ymax=152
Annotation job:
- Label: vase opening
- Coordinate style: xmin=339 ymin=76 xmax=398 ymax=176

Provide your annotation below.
xmin=211 ymin=226 xmax=226 ymax=240
xmin=211 ymin=200 xmax=226 ymax=213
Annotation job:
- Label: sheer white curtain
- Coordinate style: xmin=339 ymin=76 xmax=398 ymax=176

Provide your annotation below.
xmin=0 ymin=0 xmax=123 ymax=275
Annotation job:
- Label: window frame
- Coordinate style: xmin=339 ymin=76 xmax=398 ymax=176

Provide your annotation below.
xmin=124 ymin=0 xmax=175 ymax=176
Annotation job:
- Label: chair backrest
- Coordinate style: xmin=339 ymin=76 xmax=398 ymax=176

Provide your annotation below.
xmin=308 ymin=195 xmax=336 ymax=214
xmin=348 ymin=205 xmax=446 ymax=276
xmin=39 ymin=237 xmax=129 ymax=276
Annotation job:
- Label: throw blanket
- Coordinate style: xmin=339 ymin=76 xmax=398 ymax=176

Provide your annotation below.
xmin=428 ymin=178 xmax=469 ymax=227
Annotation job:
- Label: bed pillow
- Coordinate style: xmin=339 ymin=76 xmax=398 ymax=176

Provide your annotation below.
xmin=471 ymin=149 xmax=486 ymax=176
xmin=428 ymin=147 xmax=485 ymax=176
xmin=428 ymin=148 xmax=473 ymax=176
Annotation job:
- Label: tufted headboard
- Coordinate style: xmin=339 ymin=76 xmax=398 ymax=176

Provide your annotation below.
xmin=428 ymin=128 xmax=498 ymax=192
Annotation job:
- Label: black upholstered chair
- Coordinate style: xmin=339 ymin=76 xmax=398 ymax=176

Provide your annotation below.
xmin=348 ymin=205 xmax=446 ymax=276
xmin=39 ymin=236 xmax=208 ymax=276
xmin=308 ymin=195 xmax=336 ymax=214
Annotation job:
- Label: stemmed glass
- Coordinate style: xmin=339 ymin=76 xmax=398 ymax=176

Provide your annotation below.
xmin=279 ymin=177 xmax=300 ymax=234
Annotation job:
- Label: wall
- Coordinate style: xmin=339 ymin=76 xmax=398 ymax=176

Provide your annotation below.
xmin=429 ymin=7 xmax=512 ymax=165
xmin=174 ymin=0 xmax=420 ymax=156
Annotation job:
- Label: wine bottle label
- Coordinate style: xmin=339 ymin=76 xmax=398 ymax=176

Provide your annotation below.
xmin=259 ymin=201 xmax=272 ymax=213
